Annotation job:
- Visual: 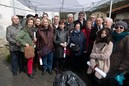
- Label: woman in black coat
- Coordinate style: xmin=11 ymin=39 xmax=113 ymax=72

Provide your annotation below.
xmin=54 ymin=20 xmax=69 ymax=73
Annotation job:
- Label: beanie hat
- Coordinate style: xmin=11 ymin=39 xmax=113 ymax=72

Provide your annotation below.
xmin=115 ymin=21 xmax=128 ymax=30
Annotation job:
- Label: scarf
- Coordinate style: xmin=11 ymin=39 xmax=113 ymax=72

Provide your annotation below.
xmin=25 ymin=26 xmax=34 ymax=40
xmin=112 ymin=31 xmax=129 ymax=42
xmin=112 ymin=31 xmax=129 ymax=51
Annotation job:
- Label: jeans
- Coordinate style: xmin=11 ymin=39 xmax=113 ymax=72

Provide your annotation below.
xmin=10 ymin=51 xmax=24 ymax=74
xmin=42 ymin=52 xmax=54 ymax=70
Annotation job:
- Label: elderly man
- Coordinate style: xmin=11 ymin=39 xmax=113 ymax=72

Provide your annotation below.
xmin=104 ymin=17 xmax=113 ymax=33
xmin=65 ymin=14 xmax=74 ymax=31
xmin=90 ymin=17 xmax=104 ymax=42
xmin=95 ymin=17 xmax=104 ymax=30
xmin=6 ymin=16 xmax=23 ymax=76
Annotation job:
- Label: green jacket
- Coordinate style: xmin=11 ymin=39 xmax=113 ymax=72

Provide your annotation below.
xmin=16 ymin=28 xmax=33 ymax=52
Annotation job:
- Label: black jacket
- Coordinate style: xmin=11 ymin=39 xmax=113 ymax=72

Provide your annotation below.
xmin=54 ymin=28 xmax=69 ymax=58
xmin=74 ymin=18 xmax=86 ymax=30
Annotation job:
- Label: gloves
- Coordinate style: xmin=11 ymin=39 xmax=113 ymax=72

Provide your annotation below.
xmin=115 ymin=73 xmax=125 ymax=86
xmin=89 ymin=59 xmax=97 ymax=69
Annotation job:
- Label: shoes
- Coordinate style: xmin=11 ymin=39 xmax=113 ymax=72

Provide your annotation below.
xmin=28 ymin=74 xmax=34 ymax=79
xmin=42 ymin=69 xmax=46 ymax=75
xmin=12 ymin=72 xmax=17 ymax=76
xmin=48 ymin=70 xmax=53 ymax=75
xmin=19 ymin=69 xmax=26 ymax=74
xmin=42 ymin=69 xmax=53 ymax=75
xmin=56 ymin=69 xmax=62 ymax=75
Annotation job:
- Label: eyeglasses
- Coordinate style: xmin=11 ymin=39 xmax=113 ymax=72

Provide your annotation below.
xmin=115 ymin=26 xmax=124 ymax=29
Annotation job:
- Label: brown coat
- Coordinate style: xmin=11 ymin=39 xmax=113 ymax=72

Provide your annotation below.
xmin=36 ymin=26 xmax=54 ymax=56
xmin=108 ymin=35 xmax=129 ymax=77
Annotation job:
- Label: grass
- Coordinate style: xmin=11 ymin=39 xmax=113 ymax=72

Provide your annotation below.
xmin=0 ymin=45 xmax=10 ymax=63
xmin=6 ymin=54 xmax=11 ymax=63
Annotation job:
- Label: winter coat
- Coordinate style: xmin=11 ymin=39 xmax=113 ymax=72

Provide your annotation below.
xmin=81 ymin=27 xmax=94 ymax=54
xmin=69 ymin=30 xmax=86 ymax=56
xmin=52 ymin=23 xmax=59 ymax=34
xmin=6 ymin=24 xmax=22 ymax=51
xmin=54 ymin=28 xmax=69 ymax=58
xmin=108 ymin=35 xmax=129 ymax=77
xmin=74 ymin=19 xmax=86 ymax=29
xmin=87 ymin=41 xmax=113 ymax=79
xmin=16 ymin=28 xmax=34 ymax=52
xmin=65 ymin=22 xmax=74 ymax=32
xmin=90 ymin=25 xmax=103 ymax=42
xmin=36 ymin=26 xmax=54 ymax=56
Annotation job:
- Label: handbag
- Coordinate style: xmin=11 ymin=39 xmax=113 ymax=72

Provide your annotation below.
xmin=71 ymin=44 xmax=81 ymax=52
xmin=24 ymin=46 xmax=35 ymax=59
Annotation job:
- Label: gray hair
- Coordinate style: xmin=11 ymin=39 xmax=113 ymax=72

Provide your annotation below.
xmin=11 ymin=15 xmax=19 ymax=21
xmin=67 ymin=14 xmax=74 ymax=18
xmin=104 ymin=17 xmax=113 ymax=24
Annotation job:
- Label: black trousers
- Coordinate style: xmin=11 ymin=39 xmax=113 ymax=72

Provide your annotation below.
xmin=10 ymin=51 xmax=25 ymax=74
xmin=56 ymin=58 xmax=66 ymax=71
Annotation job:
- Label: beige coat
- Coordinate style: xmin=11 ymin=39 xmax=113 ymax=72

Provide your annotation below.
xmin=87 ymin=41 xmax=113 ymax=79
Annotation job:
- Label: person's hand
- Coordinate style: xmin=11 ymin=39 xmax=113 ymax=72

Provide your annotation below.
xmin=33 ymin=38 xmax=37 ymax=43
xmin=89 ymin=59 xmax=96 ymax=69
xmin=60 ymin=43 xmax=67 ymax=48
xmin=62 ymin=44 xmax=67 ymax=48
xmin=83 ymin=51 xmax=87 ymax=53
xmin=63 ymin=42 xmax=67 ymax=48
xmin=16 ymin=42 xmax=20 ymax=46
xmin=119 ymin=67 xmax=124 ymax=73
xmin=70 ymin=43 xmax=75 ymax=48
xmin=60 ymin=43 xmax=64 ymax=46
xmin=90 ymin=53 xmax=96 ymax=59
xmin=26 ymin=43 xmax=29 ymax=47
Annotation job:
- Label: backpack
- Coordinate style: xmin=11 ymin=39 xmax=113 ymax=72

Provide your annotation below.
xmin=53 ymin=71 xmax=86 ymax=86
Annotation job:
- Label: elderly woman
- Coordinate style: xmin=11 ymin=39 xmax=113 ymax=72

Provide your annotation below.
xmin=103 ymin=21 xmax=129 ymax=86
xmin=69 ymin=22 xmax=86 ymax=72
xmin=16 ymin=17 xmax=36 ymax=78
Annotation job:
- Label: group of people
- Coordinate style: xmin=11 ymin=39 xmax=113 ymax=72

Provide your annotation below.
xmin=6 ymin=11 xmax=129 ymax=86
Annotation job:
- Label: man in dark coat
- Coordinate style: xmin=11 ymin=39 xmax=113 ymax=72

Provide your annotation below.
xmin=74 ymin=11 xmax=86 ymax=30
xmin=90 ymin=17 xmax=104 ymax=42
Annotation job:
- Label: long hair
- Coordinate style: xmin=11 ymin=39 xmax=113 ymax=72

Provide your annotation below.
xmin=95 ymin=28 xmax=112 ymax=44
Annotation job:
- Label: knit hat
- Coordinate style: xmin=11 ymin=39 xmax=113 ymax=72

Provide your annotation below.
xmin=115 ymin=21 xmax=128 ymax=30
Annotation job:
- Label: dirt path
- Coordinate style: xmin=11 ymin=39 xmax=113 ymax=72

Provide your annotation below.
xmin=0 ymin=42 xmax=55 ymax=86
